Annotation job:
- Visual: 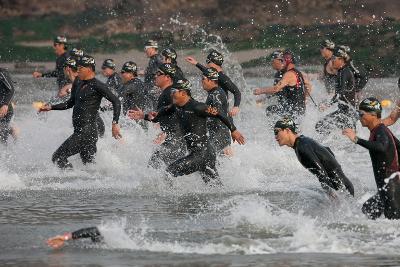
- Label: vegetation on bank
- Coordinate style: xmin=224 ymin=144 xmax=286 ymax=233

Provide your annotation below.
xmin=0 ymin=16 xmax=399 ymax=76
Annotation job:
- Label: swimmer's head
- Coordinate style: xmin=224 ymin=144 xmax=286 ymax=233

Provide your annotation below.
xmin=320 ymin=39 xmax=335 ymax=59
xmin=274 ymin=117 xmax=297 ymax=146
xmin=206 ymin=49 xmax=224 ymax=66
xmin=161 ymin=48 xmax=177 ymax=64
xmin=155 ymin=63 xmax=176 ymax=88
xmin=144 ymin=40 xmax=158 ymax=57
xmin=77 ymin=55 xmax=96 ymax=80
xmin=120 ymin=61 xmax=138 ymax=82
xmin=270 ymin=50 xmax=285 ymax=71
xmin=102 ymin=59 xmax=116 ymax=77
xmin=69 ymin=48 xmax=84 ymax=60
xmin=201 ymin=67 xmax=219 ymax=91
xmin=358 ymin=98 xmax=382 ymax=126
xmin=172 ymin=79 xmax=192 ymax=106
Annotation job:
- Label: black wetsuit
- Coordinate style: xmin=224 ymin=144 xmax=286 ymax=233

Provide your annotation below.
xmin=0 ymin=68 xmax=15 ymax=144
xmin=120 ymin=78 xmax=147 ymax=114
xmin=206 ymin=87 xmax=231 ymax=152
xmin=195 ymin=63 xmax=241 ymax=108
xmin=71 ymin=227 xmax=102 ymax=242
xmin=51 ymin=78 xmax=121 ymax=168
xmin=173 ymin=63 xmax=185 ymax=80
xmin=106 ymin=72 xmax=122 ymax=95
xmin=266 ymin=69 xmax=285 ymax=116
xmin=293 ymin=135 xmax=354 ymax=196
xmin=42 ymin=52 xmax=70 ymax=89
xmin=316 ymin=65 xmax=356 ymax=135
xmin=148 ymin=86 xmax=186 ymax=168
xmin=323 ymin=58 xmax=336 ymax=94
xmin=147 ymin=98 xmax=236 ymax=183
xmin=144 ymin=53 xmax=163 ymax=109
xmin=356 ymin=124 xmax=400 ymax=219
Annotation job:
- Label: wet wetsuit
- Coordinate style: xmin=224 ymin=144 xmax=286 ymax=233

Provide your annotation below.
xmin=195 ymin=63 xmax=241 ymax=109
xmin=316 ymin=65 xmax=356 ymax=135
xmin=148 ymin=86 xmax=186 ymax=168
xmin=144 ymin=53 xmax=163 ymax=109
xmin=0 ymin=68 xmax=15 ymax=144
xmin=356 ymin=124 xmax=400 ymax=219
xmin=147 ymin=98 xmax=237 ymax=183
xmin=42 ymin=52 xmax=70 ymax=89
xmin=173 ymin=64 xmax=185 ymax=80
xmin=206 ymin=87 xmax=231 ymax=152
xmin=266 ymin=69 xmax=285 ymax=116
xmin=51 ymin=78 xmax=121 ymax=168
xmin=71 ymin=227 xmax=102 ymax=242
xmin=323 ymin=58 xmax=336 ymax=94
xmin=293 ymin=135 xmax=354 ymax=196
xmin=106 ymin=72 xmax=122 ymax=95
xmin=120 ymin=78 xmax=147 ymax=115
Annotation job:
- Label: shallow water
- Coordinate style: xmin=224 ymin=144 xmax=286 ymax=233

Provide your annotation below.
xmin=1 ymin=75 xmax=400 ymax=266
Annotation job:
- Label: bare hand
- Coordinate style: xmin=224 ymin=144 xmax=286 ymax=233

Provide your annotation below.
xmin=112 ymin=124 xmax=122 ymax=139
xmin=342 ymin=128 xmax=356 ymax=142
xmin=229 ymin=106 xmax=240 ymax=117
xmin=38 ymin=103 xmax=51 ymax=112
xmin=253 ymin=88 xmax=264 ymax=95
xmin=33 ymin=71 xmax=42 ymax=78
xmin=58 ymin=84 xmax=72 ymax=98
xmin=153 ymin=132 xmax=166 ymax=144
xmin=47 ymin=235 xmax=67 ymax=249
xmin=0 ymin=105 xmax=8 ymax=117
xmin=185 ymin=56 xmax=198 ymax=65
xmin=231 ymin=130 xmax=245 ymax=145
xmin=127 ymin=108 xmax=144 ymax=120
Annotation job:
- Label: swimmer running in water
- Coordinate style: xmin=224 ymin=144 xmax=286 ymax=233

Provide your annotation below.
xmin=274 ymin=117 xmax=354 ymax=198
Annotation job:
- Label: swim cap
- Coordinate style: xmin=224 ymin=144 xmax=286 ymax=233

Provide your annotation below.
xmin=173 ymin=79 xmax=192 ymax=96
xmin=54 ymin=36 xmax=67 ymax=45
xmin=64 ymin=57 xmax=77 ymax=70
xmin=320 ymin=39 xmax=335 ymax=50
xmin=158 ymin=63 xmax=177 ymax=77
xmin=337 ymin=45 xmax=351 ymax=53
xmin=121 ymin=61 xmax=137 ymax=74
xmin=206 ymin=50 xmax=224 ymax=66
xmin=70 ymin=48 xmax=84 ymax=59
xmin=282 ymin=50 xmax=296 ymax=65
xmin=202 ymin=67 xmax=219 ymax=81
xmin=161 ymin=48 xmax=177 ymax=62
xmin=274 ymin=117 xmax=297 ymax=133
xmin=102 ymin=59 xmax=116 ymax=70
xmin=77 ymin=55 xmax=95 ymax=69
xmin=144 ymin=40 xmax=158 ymax=49
xmin=359 ymin=97 xmax=382 ymax=115
xmin=333 ymin=46 xmax=351 ymax=62
xmin=270 ymin=50 xmax=284 ymax=60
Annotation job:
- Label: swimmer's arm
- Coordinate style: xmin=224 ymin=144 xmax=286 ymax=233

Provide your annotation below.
xmin=51 ymin=86 xmax=76 ymax=110
xmin=195 ymin=63 xmax=208 ymax=73
xmin=42 ymin=69 xmax=58 ymax=78
xmin=198 ymin=104 xmax=236 ymax=132
xmin=356 ymin=131 xmax=389 ymax=153
xmin=71 ymin=227 xmax=101 ymax=241
xmin=254 ymin=72 xmax=293 ymax=95
xmin=0 ymin=73 xmax=14 ymax=106
xmin=95 ymin=82 xmax=121 ymax=124
xmin=382 ymin=106 xmax=400 ymax=127
xmin=219 ymin=74 xmax=241 ymax=107
xmin=146 ymin=105 xmax=176 ymax=122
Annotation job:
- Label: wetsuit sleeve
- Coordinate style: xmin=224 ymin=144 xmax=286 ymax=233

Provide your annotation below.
xmin=195 ymin=103 xmax=237 ymax=132
xmin=195 ymin=63 xmax=208 ymax=73
xmin=219 ymin=74 xmax=241 ymax=107
xmin=51 ymin=83 xmax=76 ymax=110
xmin=42 ymin=70 xmax=58 ymax=78
xmin=95 ymin=82 xmax=121 ymax=123
xmin=147 ymin=105 xmax=176 ymax=122
xmin=356 ymin=130 xmax=389 ymax=153
xmin=0 ymin=71 xmax=15 ymax=106
xmin=71 ymin=227 xmax=101 ymax=242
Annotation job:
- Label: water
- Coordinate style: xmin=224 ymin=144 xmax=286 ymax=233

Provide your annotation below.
xmin=1 ymin=75 xmax=400 ymax=267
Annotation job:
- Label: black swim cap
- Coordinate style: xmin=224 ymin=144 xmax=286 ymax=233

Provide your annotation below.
xmin=359 ymin=97 xmax=382 ymax=115
xmin=206 ymin=50 xmax=224 ymax=66
xmin=274 ymin=117 xmax=297 ymax=133
xmin=158 ymin=63 xmax=177 ymax=77
xmin=64 ymin=57 xmax=77 ymax=70
xmin=77 ymin=55 xmax=95 ymax=69
xmin=70 ymin=48 xmax=84 ymax=60
xmin=161 ymin=48 xmax=177 ymax=62
xmin=320 ymin=39 xmax=335 ymax=50
xmin=202 ymin=67 xmax=219 ymax=81
xmin=173 ymin=79 xmax=192 ymax=96
xmin=333 ymin=46 xmax=351 ymax=62
xmin=54 ymin=36 xmax=67 ymax=45
xmin=145 ymin=40 xmax=158 ymax=49
xmin=102 ymin=59 xmax=116 ymax=70
xmin=121 ymin=61 xmax=137 ymax=74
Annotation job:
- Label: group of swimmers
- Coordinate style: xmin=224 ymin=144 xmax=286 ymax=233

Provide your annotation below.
xmin=0 ymin=36 xmax=400 ymax=249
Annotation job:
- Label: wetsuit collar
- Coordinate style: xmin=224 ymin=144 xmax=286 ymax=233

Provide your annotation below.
xmin=292 ymin=135 xmax=302 ymax=149
xmin=209 ymin=86 xmax=219 ymax=92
